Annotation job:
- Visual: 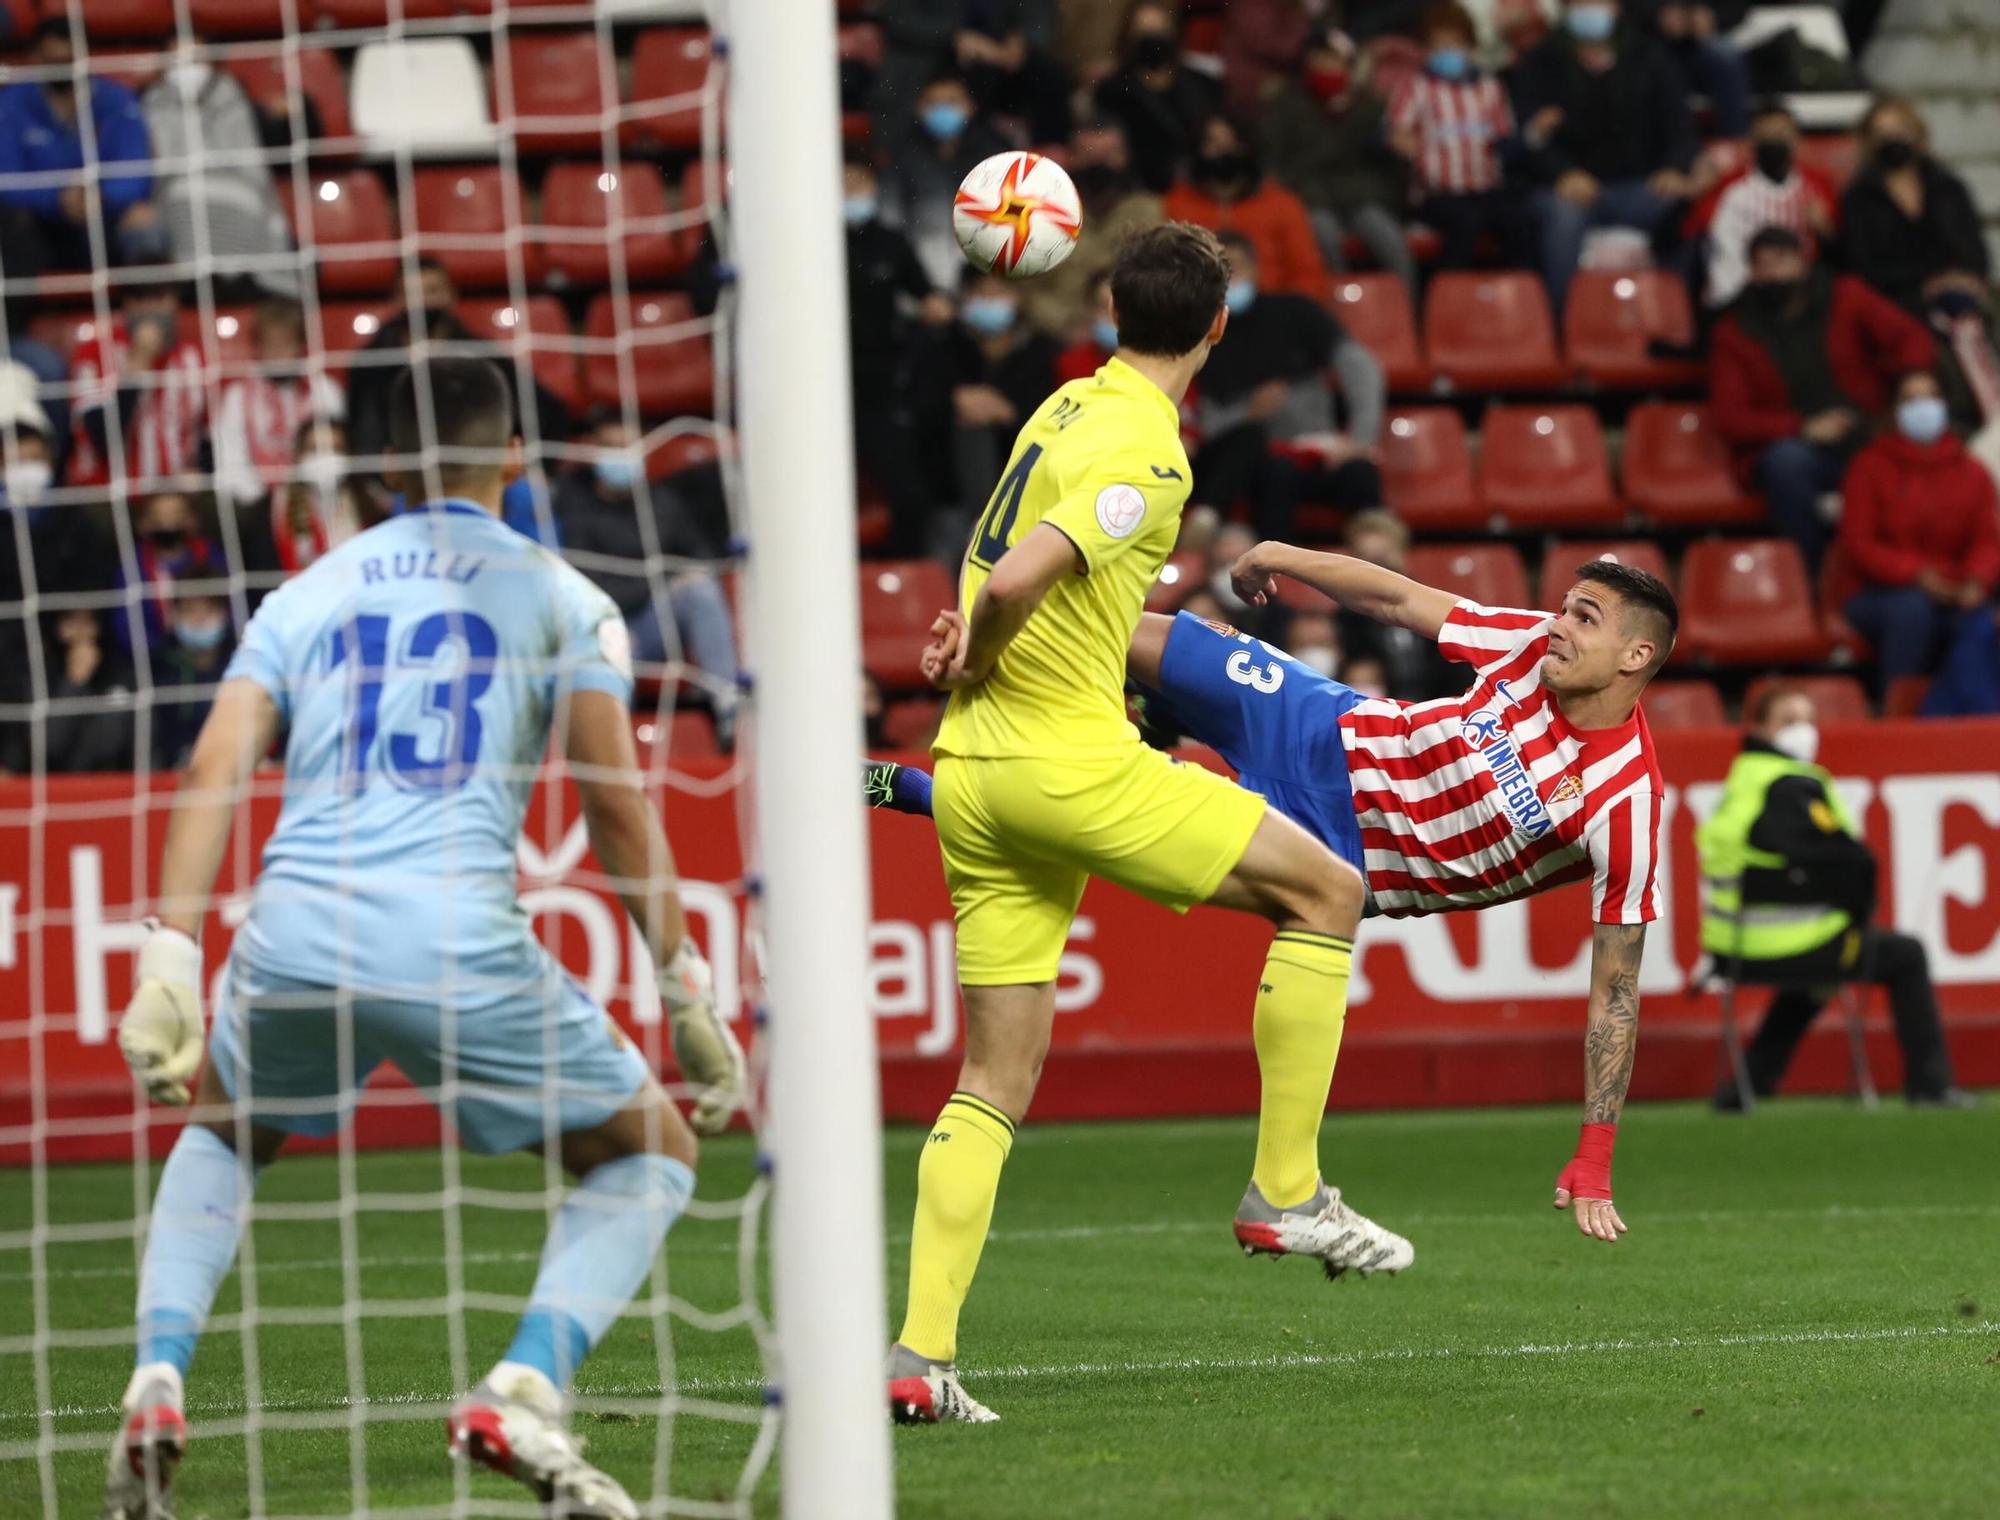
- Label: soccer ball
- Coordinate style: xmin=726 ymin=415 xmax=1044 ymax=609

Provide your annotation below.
xmin=952 ymin=151 xmax=1083 ymax=280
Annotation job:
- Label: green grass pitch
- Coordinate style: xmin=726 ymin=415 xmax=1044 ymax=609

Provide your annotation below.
xmin=4 ymin=1099 xmax=1997 ymax=1518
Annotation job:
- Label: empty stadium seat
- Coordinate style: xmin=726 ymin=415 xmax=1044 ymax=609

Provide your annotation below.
xmin=67 ymin=0 xmax=173 ymax=39
xmin=1620 ymin=402 xmax=1763 ymax=528
xmin=540 ymin=162 xmax=688 ymax=287
xmin=189 ymin=0 xmax=290 ymax=36
xmin=502 ymin=31 xmax=616 ymax=154
xmin=655 ymin=709 xmax=718 ymax=762
xmin=1742 ymin=673 xmax=1871 ymax=724
xmin=1643 ymin=680 xmax=1728 ymax=729
xmin=1884 ymin=676 xmax=1931 ymax=718
xmin=1563 ymin=270 xmax=1701 ymax=391
xmin=413 ymin=166 xmax=532 ymax=291
xmin=1405 ymin=542 xmax=1533 ymax=611
xmin=626 ymin=29 xmax=713 ymax=150
xmin=289 ymin=171 xmax=396 ymax=294
xmin=646 ymin=427 xmax=723 ymax=481
xmin=881 ymin=697 xmax=944 ymax=751
xmin=1477 ymin=405 xmax=1620 ymax=530
xmin=315 ymin=0 xmax=458 ymax=24
xmin=1797 ymin=132 xmax=1861 ymax=190
xmin=352 ymin=38 xmax=496 ymax=157
xmin=1535 ymin=539 xmax=1673 ymax=613
xmin=1378 ymin=408 xmax=1481 ymax=531
xmin=860 ymin=560 xmax=956 ymax=689
xmin=224 ymin=47 xmax=351 ymax=145
xmin=583 ymin=292 xmax=714 ymax=415
xmin=455 ymin=296 xmax=585 ymax=418
xmin=193 ymin=304 xmax=256 ymax=377
xmin=1145 ymin=551 xmax=1206 ymax=613
xmin=314 ymin=301 xmax=396 ymax=363
xmin=1423 ymin=272 xmax=1569 ymax=393
xmin=1325 ymin=274 xmax=1429 ymax=393
xmin=1677 ymin=539 xmax=1829 ymax=665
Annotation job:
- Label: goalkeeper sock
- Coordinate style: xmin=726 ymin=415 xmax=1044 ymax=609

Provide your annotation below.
xmin=136 ymin=1126 xmax=260 ymax=1377
xmin=1251 ymin=930 xmax=1354 ymax=1210
xmin=502 ymin=1152 xmax=694 ymax=1389
xmin=898 ymin=1092 xmax=1014 ymax=1365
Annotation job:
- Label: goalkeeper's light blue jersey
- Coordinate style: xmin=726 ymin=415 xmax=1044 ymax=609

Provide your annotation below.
xmin=223 ymin=500 xmax=633 ymax=1001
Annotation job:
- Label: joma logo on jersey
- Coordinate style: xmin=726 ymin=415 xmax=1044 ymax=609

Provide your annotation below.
xmin=1460 ymin=705 xmax=1553 ymax=840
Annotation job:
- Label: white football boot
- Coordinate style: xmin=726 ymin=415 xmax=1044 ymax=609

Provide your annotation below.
xmin=886 ymin=1343 xmax=1000 ymax=1425
xmin=447 ymin=1364 xmax=638 ymax=1520
xmin=100 ymin=1363 xmax=187 ymax=1520
xmin=1232 ymin=1180 xmax=1415 ymax=1279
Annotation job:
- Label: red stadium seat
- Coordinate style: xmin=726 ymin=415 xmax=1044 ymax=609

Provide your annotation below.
xmin=500 ymin=31 xmax=615 ymax=154
xmin=1797 ymin=132 xmax=1860 ymax=191
xmin=455 ymin=296 xmax=585 ymax=419
xmin=651 ymin=709 xmax=718 ymax=762
xmin=645 ymin=427 xmax=724 ymax=481
xmin=1884 ymin=676 xmax=1931 ymax=718
xmin=881 ymin=697 xmax=944 ymax=751
xmin=1325 ymin=274 xmax=1429 ymax=393
xmin=1145 ymin=551 xmax=1206 ymax=613
xmin=1477 ymin=405 xmax=1620 ymax=530
xmin=313 ymin=301 xmax=396 ymax=365
xmin=1423 ymin=271 xmax=1569 ymax=393
xmin=224 ymin=47 xmax=351 ymax=146
xmin=314 ymin=0 xmax=459 ymax=24
xmin=413 ymin=166 xmax=535 ymax=291
xmin=1405 ymin=542 xmax=1533 ymax=611
xmin=625 ymin=28 xmax=714 ymax=151
xmin=24 ymin=308 xmax=104 ymax=363
xmin=188 ymin=0 xmax=290 ymax=36
xmin=540 ymin=162 xmax=688 ymax=288
xmin=1742 ymin=673 xmax=1871 ymax=725
xmin=583 ymin=292 xmax=714 ymax=416
xmin=1621 ymin=402 xmax=1763 ymax=527
xmin=1677 ymin=539 xmax=1830 ymax=665
xmin=189 ymin=304 xmax=256 ymax=379
xmin=1563 ymin=270 xmax=1701 ymax=391
xmin=1536 ymin=539 xmax=1673 ymax=614
xmin=64 ymin=0 xmax=173 ymax=40
xmin=288 ymin=170 xmax=396 ymax=294
xmin=1378 ymin=408 xmax=1481 ymax=531
xmin=860 ymin=560 xmax=956 ymax=689
xmin=1642 ymin=680 xmax=1727 ymax=730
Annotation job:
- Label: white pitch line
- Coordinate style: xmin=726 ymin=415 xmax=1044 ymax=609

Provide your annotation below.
xmin=12 ymin=1322 xmax=1994 ymax=1426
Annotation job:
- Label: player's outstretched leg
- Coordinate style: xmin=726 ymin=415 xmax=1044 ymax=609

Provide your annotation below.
xmin=448 ymin=1080 xmax=696 ymax=1519
xmin=1206 ymin=810 xmax=1414 ymax=1279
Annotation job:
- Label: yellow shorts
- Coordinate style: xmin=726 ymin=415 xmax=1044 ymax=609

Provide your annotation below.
xmin=933 ymin=746 xmax=1268 ymax=986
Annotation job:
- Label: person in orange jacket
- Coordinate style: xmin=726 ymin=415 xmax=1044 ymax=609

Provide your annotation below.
xmin=1163 ymin=114 xmax=1327 ymax=300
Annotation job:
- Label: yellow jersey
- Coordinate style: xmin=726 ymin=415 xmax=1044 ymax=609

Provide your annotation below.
xmin=934 ymin=357 xmax=1191 ymax=760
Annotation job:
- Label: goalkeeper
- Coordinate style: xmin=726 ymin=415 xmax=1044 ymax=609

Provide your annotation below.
xmin=105 ymin=359 xmax=745 ymax=1520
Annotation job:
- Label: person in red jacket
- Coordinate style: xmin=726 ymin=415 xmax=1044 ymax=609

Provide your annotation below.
xmin=1163 ymin=115 xmax=1327 ymax=299
xmin=1708 ymin=226 xmax=1935 ymax=573
xmin=1837 ymin=369 xmax=2000 ymax=696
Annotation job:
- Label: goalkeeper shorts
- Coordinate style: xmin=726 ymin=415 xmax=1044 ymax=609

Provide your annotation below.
xmin=207 ymin=950 xmax=649 ymax=1154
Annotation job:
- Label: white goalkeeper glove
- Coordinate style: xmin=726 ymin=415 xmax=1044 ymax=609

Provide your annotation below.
xmin=659 ymin=937 xmax=745 ymax=1135
xmin=118 ymin=923 xmax=205 ymax=1107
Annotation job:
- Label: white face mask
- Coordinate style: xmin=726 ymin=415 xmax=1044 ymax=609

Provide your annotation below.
xmin=168 ymin=61 xmax=211 ymax=100
xmin=1769 ymin=721 xmax=1819 ymax=765
xmin=299 ymin=452 xmax=344 ymax=501
xmin=4 ymin=458 xmax=51 ymax=508
xmin=1292 ymin=644 xmax=1339 ymax=678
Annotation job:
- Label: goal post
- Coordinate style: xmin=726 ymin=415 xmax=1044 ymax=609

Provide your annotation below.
xmin=728 ymin=4 xmax=895 ymax=1515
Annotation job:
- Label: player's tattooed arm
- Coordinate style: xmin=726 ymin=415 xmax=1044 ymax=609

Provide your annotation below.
xmin=1582 ymin=922 xmax=1644 ymax=1124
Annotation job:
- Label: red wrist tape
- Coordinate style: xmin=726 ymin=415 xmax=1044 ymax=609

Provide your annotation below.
xmin=1557 ymin=1122 xmax=1616 ymax=1200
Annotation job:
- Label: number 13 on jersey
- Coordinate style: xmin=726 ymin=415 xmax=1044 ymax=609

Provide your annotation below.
xmin=331 ymin=611 xmax=498 ymax=793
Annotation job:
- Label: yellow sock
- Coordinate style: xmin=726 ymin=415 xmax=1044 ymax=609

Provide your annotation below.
xmin=1251 ymin=929 xmax=1354 ymax=1209
xmin=897 ymin=1091 xmax=1015 ymax=1364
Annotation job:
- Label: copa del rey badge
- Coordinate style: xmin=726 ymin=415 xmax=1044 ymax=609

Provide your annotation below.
xmin=1095 ymin=483 xmax=1146 ymax=539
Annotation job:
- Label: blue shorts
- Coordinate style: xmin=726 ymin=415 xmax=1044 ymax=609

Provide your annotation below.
xmin=1149 ymin=610 xmax=1368 ymax=878
xmin=207 ymin=950 xmax=650 ymax=1154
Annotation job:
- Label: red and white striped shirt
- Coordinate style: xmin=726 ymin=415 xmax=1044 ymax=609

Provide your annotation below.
xmin=1340 ymin=601 xmax=1663 ymax=924
xmin=68 ymin=321 xmax=209 ymax=490
xmin=1684 ymin=164 xmax=1840 ymax=309
xmin=1389 ymin=73 xmax=1513 ymax=197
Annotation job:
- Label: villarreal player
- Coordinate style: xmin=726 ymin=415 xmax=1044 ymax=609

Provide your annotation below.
xmin=886 ymin=225 xmax=1407 ymax=1426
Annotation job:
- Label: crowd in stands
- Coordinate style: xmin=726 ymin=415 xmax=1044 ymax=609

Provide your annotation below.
xmin=0 ymin=0 xmax=1995 ymax=774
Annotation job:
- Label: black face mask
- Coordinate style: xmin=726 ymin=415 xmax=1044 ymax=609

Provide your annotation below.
xmin=1071 ymin=164 xmax=1129 ymax=202
xmin=1746 ymin=278 xmax=1799 ymax=313
xmin=1129 ymin=34 xmax=1177 ymax=70
xmin=1196 ymin=152 xmax=1252 ymax=187
xmin=145 ymin=530 xmax=188 ymax=553
xmin=1874 ymin=138 xmax=1918 ymax=171
xmin=1753 ymin=141 xmax=1794 ymax=183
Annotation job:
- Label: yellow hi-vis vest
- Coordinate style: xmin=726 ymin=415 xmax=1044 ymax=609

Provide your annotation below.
xmin=1696 ymin=749 xmax=1858 ymax=963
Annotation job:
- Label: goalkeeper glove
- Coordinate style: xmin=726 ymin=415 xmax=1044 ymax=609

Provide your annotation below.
xmin=118 ymin=923 xmax=205 ymax=1107
xmin=660 ymin=937 xmax=745 ymax=1136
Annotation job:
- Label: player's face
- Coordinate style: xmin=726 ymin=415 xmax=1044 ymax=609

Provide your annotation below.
xmin=1543 ymin=585 xmax=1643 ymax=695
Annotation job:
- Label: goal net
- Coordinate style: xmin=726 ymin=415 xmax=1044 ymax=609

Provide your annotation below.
xmin=0 ymin=2 xmax=882 ymax=1514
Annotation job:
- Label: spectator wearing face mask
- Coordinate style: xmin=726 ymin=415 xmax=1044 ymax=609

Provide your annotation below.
xmin=1833 ymin=370 xmax=1998 ymax=698
xmin=1093 ymin=3 xmax=1219 ymax=195
xmin=1841 ymin=94 xmax=1989 ymax=319
xmin=1014 ymin=118 xmax=1163 ymax=341
xmin=265 ymin=417 xmax=376 ymax=581
xmin=1683 ymin=100 xmax=1839 ymax=310
xmin=554 ymin=415 xmax=742 ymax=748
xmin=67 ymin=273 xmax=207 ymax=492
xmin=140 ymin=41 xmax=289 ymax=270
xmin=150 ymin=591 xmax=236 ymax=771
xmin=1220 ymin=0 xmax=1317 ymax=118
xmin=1640 ymin=1 xmax=1752 ymax=139
xmin=1255 ymin=30 xmax=1416 ymax=289
xmin=1698 ymin=684 xmax=1969 ymax=1109
xmin=1387 ymin=1 xmax=1533 ymax=275
xmin=40 ymin=607 xmax=137 ymax=773
xmin=212 ymin=298 xmax=345 ymax=515
xmin=876 ymin=0 xmax=1067 ymax=146
xmin=880 ymin=73 xmax=1010 ymax=289
xmin=0 ymin=19 xmax=164 ymax=281
xmin=1282 ymin=610 xmax=1343 ymax=680
xmin=1164 ymin=116 xmax=1326 ymax=299
xmin=1708 ymin=226 xmax=1933 ymax=575
xmin=116 ymin=490 xmax=223 ymax=656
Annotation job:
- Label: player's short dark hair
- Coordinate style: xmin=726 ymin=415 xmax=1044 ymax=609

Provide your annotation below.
xmin=1747 ymin=224 xmax=1804 ymax=260
xmin=1576 ymin=559 xmax=1678 ymax=668
xmin=388 ymin=357 xmax=514 ymax=494
xmin=1110 ymin=222 xmax=1230 ymax=357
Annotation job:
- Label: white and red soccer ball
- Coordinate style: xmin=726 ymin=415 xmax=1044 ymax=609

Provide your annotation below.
xmin=952 ymin=151 xmax=1082 ymax=280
